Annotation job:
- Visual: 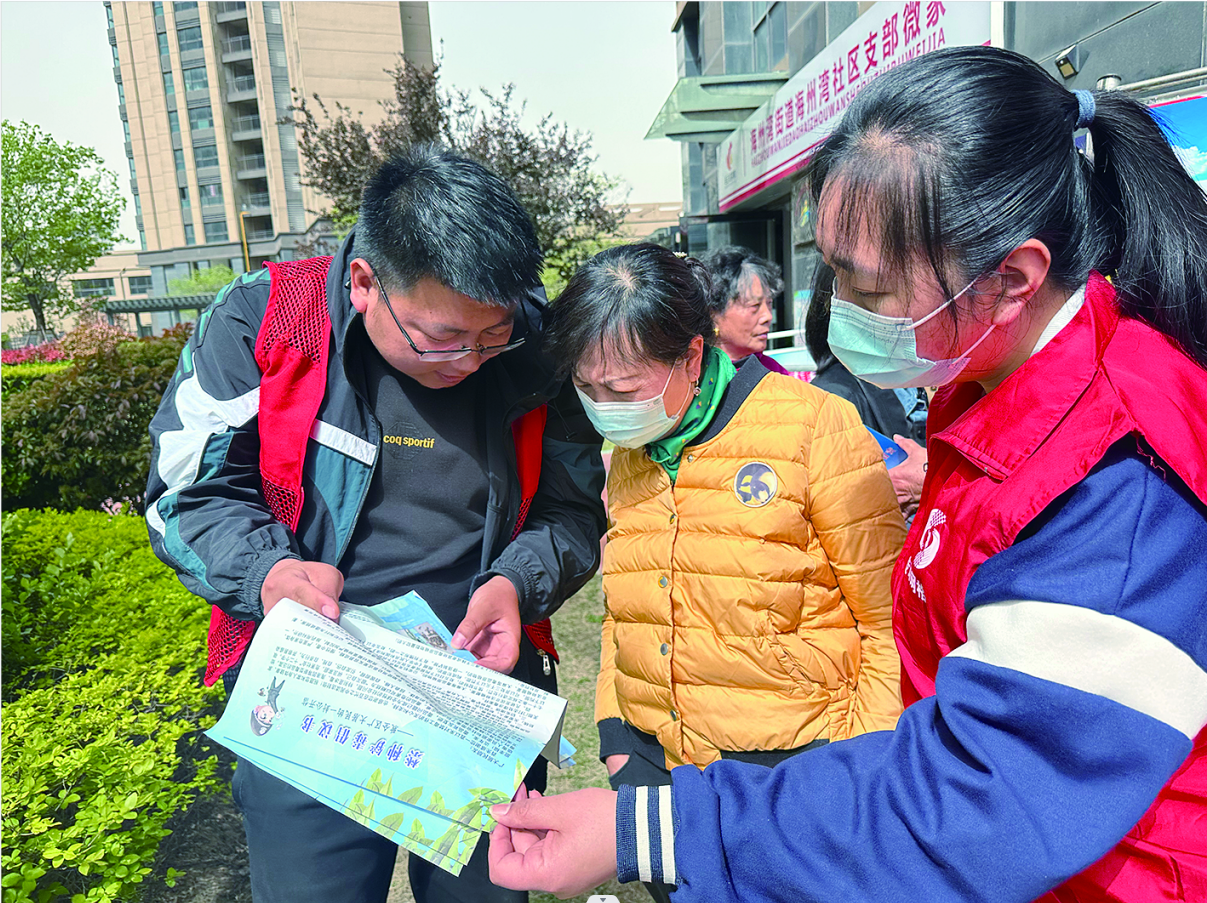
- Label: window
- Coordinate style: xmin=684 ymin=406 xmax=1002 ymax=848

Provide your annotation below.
xmin=184 ymin=223 xmax=196 ymax=245
xmin=194 ymin=145 xmax=219 ymax=169
xmin=128 ymin=275 xmax=153 ymax=295
xmin=111 ymin=43 xmax=121 ymax=68
xmin=174 ymin=148 xmax=186 ymax=171
xmin=117 ymin=82 xmax=126 ymax=104
xmin=106 ymin=5 xmax=114 ymax=27
xmin=74 ymin=279 xmax=115 ymax=299
xmin=188 ymin=105 xmax=213 ymax=130
xmin=158 ymin=31 xmax=169 ymax=56
xmin=153 ymin=1 xmax=164 ymax=16
xmin=139 ymin=229 xmax=147 ymax=251
xmin=134 ymin=195 xmax=143 ymax=217
xmin=183 ymin=65 xmax=208 ymax=91
xmin=753 ymin=2 xmax=787 ymax=72
xmin=168 ymin=110 xmax=180 ymax=133
xmin=180 ymin=186 xmax=191 ymax=208
xmin=198 ymin=180 xmax=223 ymax=204
xmin=163 ymin=70 xmax=175 ymax=95
xmin=128 ymin=157 xmax=138 ymax=182
xmin=174 ymin=1 xmax=198 ymax=10
xmin=177 ymin=26 xmax=203 ymax=52
xmin=204 ymin=220 xmax=229 ymax=242
xmin=123 ymin=120 xmax=131 ymax=141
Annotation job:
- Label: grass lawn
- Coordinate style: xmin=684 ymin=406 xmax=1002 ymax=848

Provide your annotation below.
xmin=388 ymin=575 xmax=650 ymax=903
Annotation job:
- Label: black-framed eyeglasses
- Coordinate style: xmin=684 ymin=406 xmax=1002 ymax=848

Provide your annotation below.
xmin=373 ymin=274 xmax=525 ymax=362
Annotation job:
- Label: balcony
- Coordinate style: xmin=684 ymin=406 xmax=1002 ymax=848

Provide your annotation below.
xmin=226 ymin=74 xmax=257 ymax=103
xmin=241 ymin=191 xmax=271 ymax=212
xmin=229 ymin=113 xmax=261 ymax=141
xmin=236 ymin=153 xmax=267 ymax=179
xmin=222 ymin=34 xmax=252 ymax=62
xmin=246 ymin=228 xmax=275 ymax=242
xmin=215 ymin=1 xmax=247 ymax=23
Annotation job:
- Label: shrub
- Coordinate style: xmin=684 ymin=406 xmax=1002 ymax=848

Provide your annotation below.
xmin=1 ymin=342 xmax=65 ymax=365
xmin=58 ymin=321 xmax=135 ymax=359
xmin=0 ymin=361 xmax=73 ymax=399
xmin=1 ymin=509 xmax=225 ymax=903
xmin=1 ymin=325 xmax=191 ymax=512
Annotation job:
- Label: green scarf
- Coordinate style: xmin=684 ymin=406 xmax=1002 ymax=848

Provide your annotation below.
xmin=646 ymin=344 xmax=736 ymax=482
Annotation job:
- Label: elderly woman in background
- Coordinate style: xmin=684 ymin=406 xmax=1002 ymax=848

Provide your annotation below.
xmin=700 ymin=245 xmax=792 ymax=373
xmin=544 ymin=241 xmax=905 ymax=901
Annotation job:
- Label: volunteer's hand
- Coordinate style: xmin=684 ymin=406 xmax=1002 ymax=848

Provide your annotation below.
xmin=604 ymin=754 xmax=630 ymax=776
xmin=453 ymin=575 xmax=522 ymax=673
xmin=261 ymin=558 xmax=342 ymax=620
xmin=890 ymin=435 xmax=928 ymax=521
xmin=489 ymin=788 xmax=618 ymax=898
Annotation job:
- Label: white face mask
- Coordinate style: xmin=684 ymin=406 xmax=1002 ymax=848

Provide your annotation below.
xmin=828 ymin=281 xmax=996 ymax=389
xmin=574 ymin=362 xmax=689 ymax=448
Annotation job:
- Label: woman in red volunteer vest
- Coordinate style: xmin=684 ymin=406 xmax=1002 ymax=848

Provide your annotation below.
xmin=486 ymin=45 xmax=1207 ymax=903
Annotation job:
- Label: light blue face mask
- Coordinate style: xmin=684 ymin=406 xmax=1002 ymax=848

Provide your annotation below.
xmin=827 ymin=281 xmax=996 ymax=389
xmin=574 ymin=362 xmax=689 ymax=448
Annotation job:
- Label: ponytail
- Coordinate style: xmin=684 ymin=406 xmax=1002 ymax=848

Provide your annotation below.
xmin=1084 ymin=91 xmax=1207 ymax=367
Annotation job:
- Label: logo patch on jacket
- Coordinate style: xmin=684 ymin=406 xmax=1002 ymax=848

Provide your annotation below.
xmin=734 ymin=461 xmax=778 ymax=507
xmin=906 ymin=507 xmax=947 ymax=602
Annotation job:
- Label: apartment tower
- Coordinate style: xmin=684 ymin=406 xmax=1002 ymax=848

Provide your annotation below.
xmin=107 ymin=0 xmax=433 ymax=296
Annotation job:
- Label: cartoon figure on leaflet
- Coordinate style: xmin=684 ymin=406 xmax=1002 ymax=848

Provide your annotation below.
xmin=404 ymin=622 xmax=450 ymax=651
xmin=250 ymin=677 xmax=286 ymax=737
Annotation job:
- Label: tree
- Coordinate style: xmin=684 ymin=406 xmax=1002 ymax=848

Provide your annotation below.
xmin=1 ymin=121 xmax=126 ymax=339
xmin=289 ymin=60 xmax=627 ymax=290
xmin=167 ymin=265 xmax=237 ymax=296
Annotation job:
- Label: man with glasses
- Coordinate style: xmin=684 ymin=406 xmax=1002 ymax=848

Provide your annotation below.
xmin=146 ymin=144 xmax=606 ymax=903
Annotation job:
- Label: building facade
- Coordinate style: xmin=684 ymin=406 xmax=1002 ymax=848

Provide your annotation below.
xmin=107 ymin=0 xmax=432 ymax=306
xmin=650 ymin=1 xmax=1207 ymax=365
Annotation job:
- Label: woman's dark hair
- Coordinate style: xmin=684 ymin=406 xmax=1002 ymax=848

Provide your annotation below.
xmin=353 ymin=143 xmax=542 ymax=306
xmin=545 ymin=243 xmax=715 ymax=379
xmin=806 ymin=45 xmax=1207 ymax=368
xmin=699 ymin=246 xmax=785 ymax=317
xmin=803 ymin=263 xmax=836 ymax=367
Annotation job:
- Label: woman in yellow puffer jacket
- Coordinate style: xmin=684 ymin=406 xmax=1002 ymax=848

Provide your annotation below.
xmin=545 ymin=243 xmax=905 ymax=857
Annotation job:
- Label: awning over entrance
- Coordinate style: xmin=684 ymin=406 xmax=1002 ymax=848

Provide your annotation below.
xmin=645 ymin=73 xmax=789 ymax=144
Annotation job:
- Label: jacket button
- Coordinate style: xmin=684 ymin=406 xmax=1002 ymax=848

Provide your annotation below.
xmin=686 ymin=454 xmax=695 ymax=463
xmin=669 ymin=513 xmax=676 ymax=523
xmin=660 ymin=643 xmax=669 ymax=655
xmin=670 ymin=710 xmax=678 ymax=721
xmin=658 ymin=575 xmax=669 ymax=588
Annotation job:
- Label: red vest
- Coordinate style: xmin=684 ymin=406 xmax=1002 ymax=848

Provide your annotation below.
xmin=204 ymin=258 xmax=555 ymax=685
xmin=892 ymin=274 xmax=1207 ymax=901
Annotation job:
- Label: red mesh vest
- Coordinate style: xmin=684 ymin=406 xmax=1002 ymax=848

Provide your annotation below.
xmin=204 ymin=257 xmax=557 ymax=685
xmin=892 ymin=274 xmax=1207 ymax=901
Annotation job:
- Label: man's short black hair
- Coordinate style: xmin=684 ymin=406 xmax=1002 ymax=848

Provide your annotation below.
xmin=353 ymin=143 xmax=543 ymax=307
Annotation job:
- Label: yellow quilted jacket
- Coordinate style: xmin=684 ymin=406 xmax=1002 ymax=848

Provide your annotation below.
xmin=596 ymin=372 xmax=906 ymax=768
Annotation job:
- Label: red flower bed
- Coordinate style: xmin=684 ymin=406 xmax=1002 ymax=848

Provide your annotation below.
xmin=2 ymin=343 xmax=66 ymax=365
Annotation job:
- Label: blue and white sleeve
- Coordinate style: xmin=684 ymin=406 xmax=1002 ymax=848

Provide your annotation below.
xmin=616 ymin=784 xmax=679 ymax=886
xmin=616 ymin=444 xmax=1207 ymax=902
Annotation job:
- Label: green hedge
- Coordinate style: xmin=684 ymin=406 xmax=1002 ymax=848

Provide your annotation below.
xmin=0 ymin=362 xmax=73 ymax=400
xmin=1 ymin=509 xmax=225 ymax=903
xmin=1 ymin=327 xmax=190 ymax=513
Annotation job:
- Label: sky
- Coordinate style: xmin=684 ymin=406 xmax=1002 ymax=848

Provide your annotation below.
xmin=0 ymin=0 xmax=682 ymax=250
